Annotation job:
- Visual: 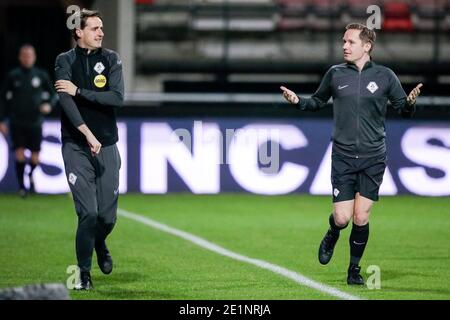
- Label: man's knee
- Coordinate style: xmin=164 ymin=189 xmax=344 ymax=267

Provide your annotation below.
xmin=353 ymin=194 xmax=373 ymax=225
xmin=98 ymin=200 xmax=118 ymax=225
xmin=353 ymin=209 xmax=370 ymax=226
xmin=78 ymin=209 xmax=98 ymax=227
xmin=96 ymin=220 xmax=115 ymax=235
xmin=333 ymin=209 xmax=352 ymax=227
xmin=31 ymin=152 xmax=40 ymax=165
xmin=15 ymin=149 xmax=25 ymax=162
xmin=98 ymin=214 xmax=117 ymax=226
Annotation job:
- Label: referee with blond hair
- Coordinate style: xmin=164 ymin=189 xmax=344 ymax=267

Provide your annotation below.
xmin=281 ymin=23 xmax=422 ymax=285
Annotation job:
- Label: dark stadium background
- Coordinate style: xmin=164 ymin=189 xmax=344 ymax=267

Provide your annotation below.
xmin=0 ymin=0 xmax=449 ymax=302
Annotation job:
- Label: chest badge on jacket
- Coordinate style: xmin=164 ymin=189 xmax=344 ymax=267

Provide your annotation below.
xmin=367 ymin=81 xmax=379 ymax=94
xmin=31 ymin=76 xmax=41 ymax=88
xmin=94 ymin=74 xmax=107 ymax=88
xmin=94 ymin=62 xmax=105 ymax=74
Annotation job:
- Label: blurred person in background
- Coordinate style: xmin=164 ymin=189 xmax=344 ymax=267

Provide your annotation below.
xmin=0 ymin=44 xmax=57 ymax=197
xmin=55 ymin=9 xmax=124 ymax=291
xmin=281 ymin=23 xmax=422 ymax=285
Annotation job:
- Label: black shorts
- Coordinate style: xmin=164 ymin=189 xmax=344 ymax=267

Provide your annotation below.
xmin=331 ymin=152 xmax=387 ymax=202
xmin=10 ymin=123 xmax=42 ymax=152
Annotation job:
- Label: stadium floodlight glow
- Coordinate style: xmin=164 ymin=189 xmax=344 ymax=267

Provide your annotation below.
xmin=398 ymin=127 xmax=450 ymax=196
xmin=228 ymin=124 xmax=309 ymax=195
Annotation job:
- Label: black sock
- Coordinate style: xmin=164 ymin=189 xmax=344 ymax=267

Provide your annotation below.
xmin=349 ymin=223 xmax=369 ymax=266
xmin=329 ymin=213 xmax=347 ymax=237
xmin=15 ymin=161 xmax=26 ymax=190
xmin=28 ymin=163 xmax=37 ymax=192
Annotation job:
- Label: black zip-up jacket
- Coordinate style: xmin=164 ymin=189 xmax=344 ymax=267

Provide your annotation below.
xmin=0 ymin=66 xmax=57 ymax=126
xmin=55 ymin=46 xmax=124 ymax=146
xmin=298 ymin=61 xmax=415 ymax=158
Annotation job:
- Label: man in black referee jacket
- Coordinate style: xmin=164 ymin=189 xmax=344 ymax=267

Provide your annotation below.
xmin=54 ymin=9 xmax=124 ymax=290
xmin=0 ymin=44 xmax=57 ymax=197
xmin=281 ymin=23 xmax=422 ymax=285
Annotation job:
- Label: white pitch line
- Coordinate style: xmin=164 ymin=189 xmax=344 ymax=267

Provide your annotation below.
xmin=118 ymin=208 xmax=363 ymax=300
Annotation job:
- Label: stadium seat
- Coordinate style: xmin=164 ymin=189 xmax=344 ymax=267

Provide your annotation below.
xmin=276 ymin=0 xmax=311 ymax=31
xmin=382 ymin=2 xmax=413 ymax=32
xmin=190 ymin=5 xmax=277 ymax=32
xmin=346 ymin=0 xmax=381 ymax=19
xmin=411 ymin=0 xmax=447 ymax=31
xmin=194 ymin=0 xmax=272 ymax=3
xmin=312 ymin=0 xmax=342 ymax=18
xmin=135 ymin=0 xmax=155 ymax=4
xmin=442 ymin=1 xmax=450 ymax=30
xmin=309 ymin=0 xmax=344 ymax=31
xmin=412 ymin=0 xmax=444 ymax=19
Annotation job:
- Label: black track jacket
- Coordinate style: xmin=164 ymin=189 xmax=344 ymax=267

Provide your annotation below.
xmin=55 ymin=46 xmax=124 ymax=146
xmin=298 ymin=61 xmax=415 ymax=158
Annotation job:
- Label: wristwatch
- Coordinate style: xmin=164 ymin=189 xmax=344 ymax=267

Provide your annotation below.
xmin=76 ymin=87 xmax=81 ymax=96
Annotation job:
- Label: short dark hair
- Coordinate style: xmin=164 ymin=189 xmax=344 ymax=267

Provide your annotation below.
xmin=346 ymin=23 xmax=376 ymax=54
xmin=72 ymin=9 xmax=103 ymax=41
xmin=19 ymin=43 xmax=35 ymax=52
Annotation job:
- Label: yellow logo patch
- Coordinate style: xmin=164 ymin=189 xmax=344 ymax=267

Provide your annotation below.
xmin=94 ymin=75 xmax=107 ymax=88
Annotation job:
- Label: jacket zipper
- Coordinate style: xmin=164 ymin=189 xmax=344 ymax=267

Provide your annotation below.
xmin=356 ymin=70 xmax=361 ymax=159
xmin=86 ymin=56 xmax=90 ymax=77
xmin=84 ymin=53 xmax=91 ymax=90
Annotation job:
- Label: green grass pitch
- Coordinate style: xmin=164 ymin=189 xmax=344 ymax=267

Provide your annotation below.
xmin=0 ymin=194 xmax=449 ymax=300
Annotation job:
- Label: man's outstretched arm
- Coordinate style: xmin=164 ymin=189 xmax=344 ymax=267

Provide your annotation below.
xmin=388 ymin=68 xmax=422 ymax=118
xmin=280 ymin=68 xmax=333 ymax=111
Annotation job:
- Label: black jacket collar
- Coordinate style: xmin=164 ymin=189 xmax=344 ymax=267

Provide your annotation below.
xmin=75 ymin=45 xmax=101 ymax=56
xmin=19 ymin=66 xmax=34 ymax=73
xmin=346 ymin=60 xmax=374 ymax=71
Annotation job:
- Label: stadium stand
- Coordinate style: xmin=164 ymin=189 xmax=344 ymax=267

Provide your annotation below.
xmin=134 ymin=0 xmax=450 ymax=98
xmin=1 ymin=0 xmax=449 ymax=117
